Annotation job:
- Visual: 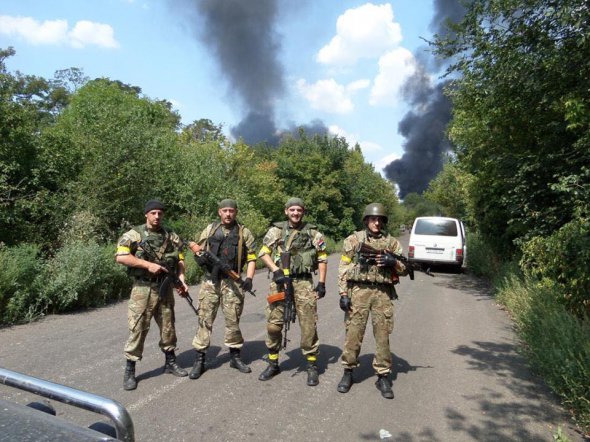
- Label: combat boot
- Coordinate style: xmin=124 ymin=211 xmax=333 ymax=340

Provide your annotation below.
xmin=163 ymin=350 xmax=188 ymax=377
xmin=123 ymin=360 xmax=137 ymax=391
xmin=229 ymin=348 xmax=251 ymax=373
xmin=306 ymin=362 xmax=319 ymax=386
xmin=337 ymin=369 xmax=353 ymax=393
xmin=375 ymin=374 xmax=394 ymax=399
xmin=258 ymin=355 xmax=280 ymax=381
xmin=189 ymin=350 xmax=207 ymax=379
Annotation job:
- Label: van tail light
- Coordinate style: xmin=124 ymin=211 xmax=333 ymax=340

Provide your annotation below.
xmin=455 ymin=248 xmax=463 ymax=262
xmin=409 ymin=245 xmax=414 ymax=258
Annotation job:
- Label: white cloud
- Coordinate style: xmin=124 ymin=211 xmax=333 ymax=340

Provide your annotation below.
xmin=69 ymin=20 xmax=119 ymax=49
xmin=0 ymin=15 xmax=119 ymax=48
xmin=297 ymin=78 xmax=364 ymax=114
xmin=370 ymin=47 xmax=417 ymax=106
xmin=374 ymin=151 xmax=400 ymax=174
xmin=329 ymin=125 xmax=383 ymax=155
xmin=317 ymin=3 xmax=402 ymax=66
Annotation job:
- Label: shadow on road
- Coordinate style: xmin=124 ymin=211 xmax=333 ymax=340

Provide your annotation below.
xmin=444 ymin=340 xmax=572 ymax=441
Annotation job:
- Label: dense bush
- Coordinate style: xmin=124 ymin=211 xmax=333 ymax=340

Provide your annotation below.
xmin=0 ymin=244 xmax=43 ymax=324
xmin=520 ymin=216 xmax=590 ymax=318
xmin=497 ymin=276 xmax=590 ymax=431
xmin=40 ymin=241 xmax=130 ymax=312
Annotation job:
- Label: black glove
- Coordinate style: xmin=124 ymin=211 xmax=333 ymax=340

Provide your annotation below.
xmin=339 ymin=295 xmax=352 ymax=312
xmin=377 ymin=252 xmax=397 ymax=268
xmin=195 ymin=253 xmax=208 ymax=267
xmin=315 ymin=282 xmax=326 ymax=298
xmin=242 ymin=277 xmax=253 ymax=292
xmin=272 ymin=269 xmax=286 ymax=285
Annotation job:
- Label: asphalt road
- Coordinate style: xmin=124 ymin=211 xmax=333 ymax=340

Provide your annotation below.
xmin=0 ymin=234 xmax=584 ymax=441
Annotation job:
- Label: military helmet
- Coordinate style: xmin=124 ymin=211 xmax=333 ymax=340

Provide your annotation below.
xmin=285 ymin=197 xmax=305 ymax=209
xmin=363 ymin=203 xmax=388 ymax=223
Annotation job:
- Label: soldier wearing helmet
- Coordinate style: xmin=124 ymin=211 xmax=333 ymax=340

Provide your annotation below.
xmin=257 ymin=197 xmax=328 ymax=387
xmin=336 ymin=202 xmax=408 ymax=399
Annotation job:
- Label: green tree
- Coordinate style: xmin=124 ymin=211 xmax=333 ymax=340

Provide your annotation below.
xmin=41 ymin=78 xmax=182 ymax=241
xmin=436 ymin=0 xmax=590 ymax=253
xmin=0 ymin=47 xmax=68 ymax=245
xmin=424 ymin=159 xmax=471 ymax=221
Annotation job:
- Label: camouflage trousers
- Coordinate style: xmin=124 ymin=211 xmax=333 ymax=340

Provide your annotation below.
xmin=124 ymin=281 xmax=177 ymax=361
xmin=265 ymin=278 xmax=319 ymax=357
xmin=192 ymin=278 xmax=245 ymax=351
xmin=341 ymin=284 xmax=395 ymax=375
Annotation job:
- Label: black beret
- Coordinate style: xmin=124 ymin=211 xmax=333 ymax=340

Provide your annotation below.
xmin=144 ymin=199 xmax=165 ymax=213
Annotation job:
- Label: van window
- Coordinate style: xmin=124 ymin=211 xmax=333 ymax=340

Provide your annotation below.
xmin=414 ymin=219 xmax=458 ymax=236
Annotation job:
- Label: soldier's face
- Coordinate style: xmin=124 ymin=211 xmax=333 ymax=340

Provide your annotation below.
xmin=145 ymin=210 xmax=164 ymax=230
xmin=285 ymin=205 xmax=304 ymax=226
xmin=366 ymin=216 xmax=384 ymax=234
xmin=218 ymin=207 xmax=237 ymax=226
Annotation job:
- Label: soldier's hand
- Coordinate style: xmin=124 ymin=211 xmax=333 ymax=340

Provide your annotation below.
xmin=242 ymin=277 xmax=253 ymax=292
xmin=339 ymin=295 xmax=352 ymax=312
xmin=147 ymin=262 xmax=167 ymax=275
xmin=176 ymin=281 xmax=189 ymax=297
xmin=314 ymin=282 xmax=326 ymax=299
xmin=377 ymin=252 xmax=397 ymax=268
xmin=272 ymin=269 xmax=286 ymax=285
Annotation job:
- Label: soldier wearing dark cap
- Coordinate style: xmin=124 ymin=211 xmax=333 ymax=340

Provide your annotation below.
xmin=115 ymin=199 xmax=189 ymax=391
xmin=188 ymin=199 xmax=257 ymax=379
xmin=257 ymin=197 xmax=328 ymax=386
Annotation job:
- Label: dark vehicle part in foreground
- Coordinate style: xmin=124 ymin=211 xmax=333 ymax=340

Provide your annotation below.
xmin=0 ymin=367 xmax=134 ymax=441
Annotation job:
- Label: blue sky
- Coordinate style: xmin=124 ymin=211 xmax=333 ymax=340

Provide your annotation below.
xmin=0 ymin=0 xmax=440 ymax=173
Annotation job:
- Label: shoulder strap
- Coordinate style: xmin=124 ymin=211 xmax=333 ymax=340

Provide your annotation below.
xmin=237 ymin=223 xmax=244 ymax=272
xmin=156 ymin=227 xmax=170 ymax=259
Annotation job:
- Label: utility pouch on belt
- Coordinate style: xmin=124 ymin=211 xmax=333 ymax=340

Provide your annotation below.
xmin=267 ymin=292 xmax=286 ymax=304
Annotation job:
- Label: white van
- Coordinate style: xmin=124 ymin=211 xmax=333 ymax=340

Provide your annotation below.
xmin=408 ymin=216 xmax=466 ymax=270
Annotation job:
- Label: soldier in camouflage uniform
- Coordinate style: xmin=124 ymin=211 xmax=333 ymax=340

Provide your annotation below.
xmin=337 ymin=203 xmax=408 ymax=399
xmin=188 ymin=199 xmax=257 ymax=379
xmin=258 ymin=197 xmax=328 ymax=387
xmin=115 ymin=199 xmax=189 ymax=391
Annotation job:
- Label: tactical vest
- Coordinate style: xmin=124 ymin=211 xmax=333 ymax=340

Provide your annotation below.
xmin=274 ymin=221 xmax=318 ymax=275
xmin=206 ymin=223 xmax=245 ymax=273
xmin=129 ymin=224 xmax=180 ymax=279
xmin=346 ymin=230 xmax=399 ymax=285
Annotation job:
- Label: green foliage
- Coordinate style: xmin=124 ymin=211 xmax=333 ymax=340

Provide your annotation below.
xmin=497 ymin=277 xmax=590 ymax=432
xmin=464 ymin=231 xmax=521 ymax=285
xmin=435 ymin=0 xmax=590 ymax=254
xmin=41 ymin=78 xmax=182 ymax=241
xmin=520 ymin=216 xmax=590 ymax=318
xmin=424 ymin=159 xmax=471 ymax=221
xmin=0 ymin=244 xmax=43 ymax=324
xmin=182 ymin=251 xmax=203 ymax=286
xmin=0 ymin=48 xmax=66 ymax=246
xmin=39 ymin=241 xmax=130 ymax=313
xmin=400 ymin=192 xmax=441 ymax=226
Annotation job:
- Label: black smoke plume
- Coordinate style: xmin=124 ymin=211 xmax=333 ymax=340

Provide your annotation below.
xmin=384 ymin=0 xmax=466 ymax=198
xmin=180 ymin=0 xmax=326 ymax=145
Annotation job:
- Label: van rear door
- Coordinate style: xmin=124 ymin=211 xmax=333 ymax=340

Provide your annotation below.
xmin=409 ymin=217 xmax=464 ymax=267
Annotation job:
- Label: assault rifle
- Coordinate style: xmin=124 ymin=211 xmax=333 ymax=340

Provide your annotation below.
xmin=358 ymin=242 xmax=434 ymax=280
xmin=280 ymin=252 xmax=296 ymax=349
xmin=138 ymin=240 xmax=199 ymax=317
xmin=186 ymin=242 xmax=256 ymax=297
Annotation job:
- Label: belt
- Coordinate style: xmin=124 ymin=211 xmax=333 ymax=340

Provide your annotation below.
xmin=349 ymin=280 xmax=389 ymax=287
xmin=291 ymin=273 xmax=312 ymax=280
xmin=134 ymin=276 xmax=165 ymax=285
